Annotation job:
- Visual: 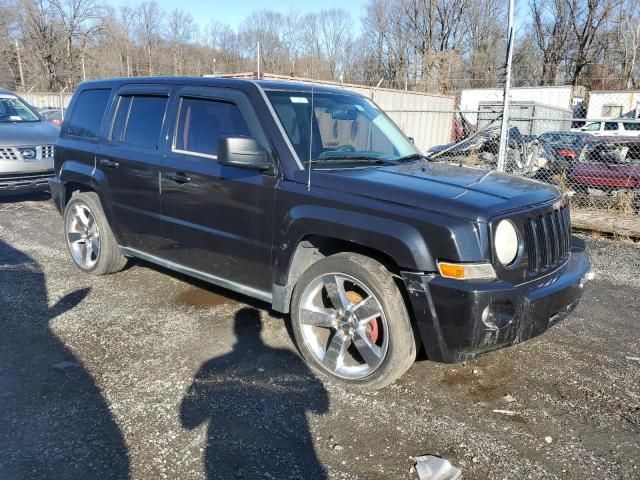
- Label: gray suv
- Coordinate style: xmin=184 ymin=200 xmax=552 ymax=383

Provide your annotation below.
xmin=0 ymin=89 xmax=59 ymax=195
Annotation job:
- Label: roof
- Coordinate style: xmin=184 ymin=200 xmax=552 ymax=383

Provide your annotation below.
xmin=541 ymin=131 xmax=591 ymax=136
xmin=585 ymin=135 xmax=640 ymax=144
xmin=589 ymin=90 xmax=640 ymax=94
xmin=76 ymin=76 xmax=361 ymax=96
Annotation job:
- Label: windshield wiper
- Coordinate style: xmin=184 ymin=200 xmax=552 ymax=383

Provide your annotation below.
xmin=394 ymin=153 xmax=425 ymax=163
xmin=307 ymin=156 xmax=394 ymax=165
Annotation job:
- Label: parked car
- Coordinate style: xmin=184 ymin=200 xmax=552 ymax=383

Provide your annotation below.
xmin=0 ymin=89 xmax=59 ymax=195
xmin=535 ymin=131 xmax=594 ymax=176
xmin=427 ymin=125 xmax=541 ymax=175
xmin=573 ymin=119 xmax=640 ymax=136
xmin=50 ymin=78 xmax=592 ymax=388
xmin=38 ymin=107 xmax=65 ymax=126
xmin=569 ymin=136 xmax=640 ymax=210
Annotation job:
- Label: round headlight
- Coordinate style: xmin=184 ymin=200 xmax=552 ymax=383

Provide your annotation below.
xmin=494 ymin=220 xmax=519 ymax=265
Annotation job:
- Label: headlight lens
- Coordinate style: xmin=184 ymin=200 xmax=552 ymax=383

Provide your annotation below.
xmin=494 ymin=220 xmax=519 ymax=265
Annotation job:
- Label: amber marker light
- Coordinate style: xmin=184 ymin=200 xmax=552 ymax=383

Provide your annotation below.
xmin=437 ymin=261 xmax=496 ymax=280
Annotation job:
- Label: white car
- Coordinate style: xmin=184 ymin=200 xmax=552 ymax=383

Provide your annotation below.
xmin=573 ymin=120 xmax=640 ymax=136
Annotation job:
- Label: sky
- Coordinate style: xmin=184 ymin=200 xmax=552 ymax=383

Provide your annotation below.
xmin=108 ymin=0 xmax=368 ymax=31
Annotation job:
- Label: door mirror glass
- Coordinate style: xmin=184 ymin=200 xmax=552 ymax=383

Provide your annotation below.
xmin=218 ymin=136 xmax=274 ymax=173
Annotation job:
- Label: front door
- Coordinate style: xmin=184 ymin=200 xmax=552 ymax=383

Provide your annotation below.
xmin=97 ymin=85 xmax=172 ymax=254
xmin=159 ymin=86 xmax=277 ymax=294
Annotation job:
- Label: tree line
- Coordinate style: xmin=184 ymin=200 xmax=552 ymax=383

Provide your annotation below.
xmin=0 ymin=0 xmax=638 ymax=93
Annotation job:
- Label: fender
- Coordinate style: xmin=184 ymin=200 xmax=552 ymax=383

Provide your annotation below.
xmin=271 ymin=205 xmax=436 ymax=312
xmin=57 ymin=161 xmax=122 ymax=242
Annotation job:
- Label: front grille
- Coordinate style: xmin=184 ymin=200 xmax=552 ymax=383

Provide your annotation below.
xmin=522 ymin=205 xmax=571 ymax=275
xmin=0 ymin=145 xmax=54 ymax=161
xmin=0 ymin=147 xmax=19 ymax=161
xmin=42 ymin=145 xmax=54 ymax=158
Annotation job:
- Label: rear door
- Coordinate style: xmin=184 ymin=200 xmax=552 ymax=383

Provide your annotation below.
xmin=158 ymin=86 xmax=277 ymax=294
xmin=604 ymin=122 xmax=620 ymax=136
xmin=97 ymin=85 xmax=172 ymax=254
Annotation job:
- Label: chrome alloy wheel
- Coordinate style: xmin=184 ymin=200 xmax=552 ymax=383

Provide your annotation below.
xmin=298 ymin=273 xmax=389 ymax=379
xmin=66 ymin=204 xmax=100 ymax=269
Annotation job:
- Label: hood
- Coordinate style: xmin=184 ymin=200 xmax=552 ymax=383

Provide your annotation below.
xmin=0 ymin=121 xmax=60 ymax=147
xmin=302 ymin=161 xmax=561 ymax=222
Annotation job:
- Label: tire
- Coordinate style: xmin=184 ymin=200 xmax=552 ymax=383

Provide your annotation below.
xmin=63 ymin=191 xmax=127 ymax=275
xmin=290 ymin=252 xmax=416 ymax=390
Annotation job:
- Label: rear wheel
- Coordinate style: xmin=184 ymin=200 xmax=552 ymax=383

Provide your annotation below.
xmin=63 ymin=191 xmax=127 ymax=275
xmin=291 ymin=252 xmax=416 ymax=389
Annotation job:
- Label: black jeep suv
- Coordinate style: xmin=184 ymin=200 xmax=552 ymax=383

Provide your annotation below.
xmin=50 ymin=77 xmax=592 ymax=389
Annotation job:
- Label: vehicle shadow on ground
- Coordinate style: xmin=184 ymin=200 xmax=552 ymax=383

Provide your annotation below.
xmin=0 ymin=239 xmax=129 ymax=479
xmin=181 ymin=307 xmax=329 ymax=480
xmin=0 ymin=191 xmax=50 ymax=203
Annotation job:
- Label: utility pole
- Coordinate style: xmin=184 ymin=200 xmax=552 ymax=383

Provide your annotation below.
xmin=497 ymin=0 xmax=515 ymax=173
xmin=256 ymin=41 xmax=260 ymax=78
xmin=15 ymin=39 xmax=25 ymax=91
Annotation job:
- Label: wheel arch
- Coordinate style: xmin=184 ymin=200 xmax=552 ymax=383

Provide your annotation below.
xmin=58 ymin=162 xmax=118 ymax=237
xmin=271 ymin=209 xmax=435 ymax=314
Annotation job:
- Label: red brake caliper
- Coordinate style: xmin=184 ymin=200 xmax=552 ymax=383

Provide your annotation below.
xmin=346 ymin=291 xmax=379 ymax=343
xmin=368 ymin=318 xmax=380 ymax=343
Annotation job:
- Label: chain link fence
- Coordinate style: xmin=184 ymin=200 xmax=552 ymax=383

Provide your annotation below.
xmin=17 ymin=77 xmax=640 ymax=222
xmin=417 ymin=100 xmax=640 ymax=218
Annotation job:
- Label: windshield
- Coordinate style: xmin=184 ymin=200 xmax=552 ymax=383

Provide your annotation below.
xmin=539 ymin=133 xmax=584 ymax=148
xmin=580 ymin=142 xmax=640 ymax=164
xmin=266 ymin=90 xmax=420 ymax=169
xmin=0 ymin=95 xmax=40 ymax=123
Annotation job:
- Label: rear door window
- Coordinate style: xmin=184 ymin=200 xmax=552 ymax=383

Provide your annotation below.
xmin=604 ymin=122 xmax=619 ymax=132
xmin=66 ymin=89 xmax=111 ymax=138
xmin=174 ymin=97 xmax=250 ymax=158
xmin=118 ymin=95 xmax=168 ymax=150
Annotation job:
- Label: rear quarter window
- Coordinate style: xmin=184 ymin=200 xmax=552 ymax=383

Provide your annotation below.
xmin=66 ymin=89 xmax=111 ymax=139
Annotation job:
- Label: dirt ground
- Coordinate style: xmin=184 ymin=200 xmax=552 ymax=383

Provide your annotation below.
xmin=1 ymin=195 xmax=639 ymax=480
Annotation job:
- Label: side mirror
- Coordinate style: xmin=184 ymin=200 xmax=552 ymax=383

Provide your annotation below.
xmin=218 ymin=136 xmax=274 ymax=174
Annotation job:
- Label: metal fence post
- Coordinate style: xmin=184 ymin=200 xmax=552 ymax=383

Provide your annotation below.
xmin=497 ymin=0 xmax=515 ymax=173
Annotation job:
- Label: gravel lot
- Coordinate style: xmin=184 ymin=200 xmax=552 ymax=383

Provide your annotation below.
xmin=1 ymin=195 xmax=639 ymax=480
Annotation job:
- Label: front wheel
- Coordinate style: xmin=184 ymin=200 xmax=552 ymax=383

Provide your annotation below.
xmin=290 ymin=252 xmax=416 ymax=389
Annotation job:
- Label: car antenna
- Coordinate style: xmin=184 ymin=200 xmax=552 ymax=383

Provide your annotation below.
xmin=307 ymin=64 xmax=315 ymax=191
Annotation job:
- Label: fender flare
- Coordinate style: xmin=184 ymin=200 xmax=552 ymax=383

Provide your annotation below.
xmin=271 ymin=205 xmax=435 ymax=312
xmin=58 ymin=162 xmax=120 ymax=239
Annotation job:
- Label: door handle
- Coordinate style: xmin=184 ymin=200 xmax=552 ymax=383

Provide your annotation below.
xmin=165 ymin=171 xmax=192 ymax=184
xmin=99 ymin=159 xmax=119 ymax=169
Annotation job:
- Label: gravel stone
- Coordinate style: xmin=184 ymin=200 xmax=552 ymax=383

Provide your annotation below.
xmin=0 ymin=197 xmax=638 ymax=479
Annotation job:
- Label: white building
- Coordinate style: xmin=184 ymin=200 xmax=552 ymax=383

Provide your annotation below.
xmin=459 ymin=85 xmax=586 ymax=125
xmin=585 ymin=90 xmax=640 ymax=119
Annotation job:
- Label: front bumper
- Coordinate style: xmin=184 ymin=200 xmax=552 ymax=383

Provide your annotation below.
xmin=402 ymin=236 xmax=592 ymax=363
xmin=0 ymin=170 xmax=55 ymax=195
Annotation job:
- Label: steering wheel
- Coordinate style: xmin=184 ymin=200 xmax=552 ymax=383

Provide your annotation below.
xmin=335 ymin=144 xmax=356 ymax=152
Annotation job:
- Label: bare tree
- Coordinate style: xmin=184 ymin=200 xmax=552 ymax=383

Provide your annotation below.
xmin=167 ymin=8 xmax=195 ymax=75
xmin=530 ymin=0 xmax=571 ymax=85
xmin=136 ymin=1 xmax=162 ymax=76
xmin=566 ymin=0 xmax=621 ymax=86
